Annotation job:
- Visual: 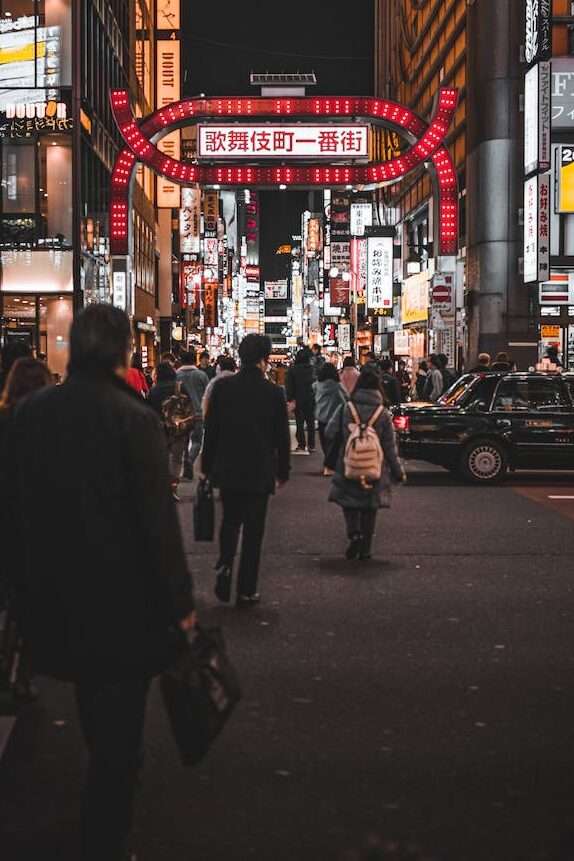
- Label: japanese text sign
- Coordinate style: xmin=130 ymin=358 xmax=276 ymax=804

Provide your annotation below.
xmin=198 ymin=125 xmax=369 ymax=159
xmin=366 ymin=235 xmax=393 ymax=311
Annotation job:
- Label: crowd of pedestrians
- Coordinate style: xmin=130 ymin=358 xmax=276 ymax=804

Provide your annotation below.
xmin=0 ymin=309 xmax=550 ymax=860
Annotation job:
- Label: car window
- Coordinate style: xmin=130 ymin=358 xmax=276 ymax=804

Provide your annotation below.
xmin=493 ymin=379 xmax=569 ymax=412
xmin=464 ymin=377 xmax=499 ymax=410
xmin=439 ymin=374 xmax=475 ymax=406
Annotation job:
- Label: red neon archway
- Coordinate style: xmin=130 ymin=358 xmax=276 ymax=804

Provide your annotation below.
xmin=109 ymin=89 xmax=458 ymax=256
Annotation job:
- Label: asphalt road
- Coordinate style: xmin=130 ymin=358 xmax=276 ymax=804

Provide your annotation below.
xmin=2 ymin=456 xmax=574 ymax=861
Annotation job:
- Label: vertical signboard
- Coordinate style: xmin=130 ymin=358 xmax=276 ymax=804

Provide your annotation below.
xmin=338 ymin=322 xmax=351 ymax=352
xmin=350 ymin=202 xmax=373 ymax=237
xmin=524 ymin=174 xmax=550 ymax=283
xmin=180 ymin=187 xmax=201 ymax=253
xmin=366 ymin=234 xmax=393 ymax=312
xmin=156 ymin=6 xmax=180 ymax=208
xmin=524 ymin=62 xmax=551 ymax=175
xmin=525 ymin=0 xmax=552 ymax=65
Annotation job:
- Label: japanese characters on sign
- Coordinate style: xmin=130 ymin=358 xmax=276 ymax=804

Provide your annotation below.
xmin=198 ymin=125 xmax=369 ymax=159
xmin=329 ymin=277 xmax=350 ymax=307
xmin=331 ymin=241 xmax=351 ymax=272
xmin=524 ymin=62 xmax=550 ymax=175
xmin=203 ymin=282 xmax=218 ymax=328
xmin=552 ymin=58 xmax=574 ymax=129
xmin=338 ymin=323 xmax=351 ymax=353
xmin=180 ymin=188 xmax=201 ymax=254
xmin=265 ymin=280 xmax=288 ymax=299
xmin=204 ymin=191 xmax=219 ymax=235
xmin=557 ymin=146 xmax=574 ymax=213
xmin=366 ymin=235 xmax=393 ymax=312
xmin=350 ymin=202 xmax=373 ymax=237
xmin=525 ymin=0 xmax=552 ymax=65
xmin=524 ymin=174 xmax=550 ymax=284
xmin=156 ymin=30 xmax=181 ymax=207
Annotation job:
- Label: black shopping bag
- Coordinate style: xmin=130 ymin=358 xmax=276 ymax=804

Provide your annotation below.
xmin=161 ymin=626 xmax=242 ymax=766
xmin=193 ymin=478 xmax=215 ymax=542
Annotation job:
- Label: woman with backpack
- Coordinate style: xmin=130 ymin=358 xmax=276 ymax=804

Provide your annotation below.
xmin=149 ymin=361 xmax=192 ymax=501
xmin=326 ymin=366 xmax=406 ymax=561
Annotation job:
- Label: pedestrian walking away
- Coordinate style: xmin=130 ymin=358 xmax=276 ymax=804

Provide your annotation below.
xmin=202 ymin=334 xmax=290 ymax=608
xmin=286 ymin=347 xmax=316 ymax=454
xmin=202 ymin=355 xmax=237 ymax=417
xmin=415 ymin=360 xmax=429 ymax=400
xmin=314 ymin=362 xmax=346 ymax=476
xmin=470 ymin=353 xmax=492 ymax=373
xmin=311 ymin=343 xmax=326 ymax=378
xmin=379 ymin=358 xmax=401 ymax=407
xmin=149 ymin=361 xmax=193 ymax=500
xmin=177 ymin=348 xmax=209 ymax=479
xmin=2 ymin=305 xmax=196 ymax=861
xmin=339 ymin=356 xmax=360 ymax=395
xmin=125 ymin=352 xmax=149 ymax=398
xmin=326 ymin=365 xmax=406 ymax=561
xmin=397 ymin=359 xmax=412 ymax=402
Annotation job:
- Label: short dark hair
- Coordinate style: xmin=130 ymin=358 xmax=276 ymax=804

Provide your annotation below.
xmin=180 ymin=349 xmax=197 ymax=366
xmin=317 ymin=362 xmax=339 ymax=383
xmin=380 ymin=358 xmax=393 ymax=373
xmin=69 ymin=304 xmax=131 ymax=375
xmin=342 ymin=356 xmax=355 ymax=368
xmin=312 ymin=343 xmax=322 ymax=353
xmin=131 ymin=351 xmax=144 ymax=371
xmin=238 ymin=334 xmax=272 ymax=367
xmin=218 ymin=355 xmax=237 ymax=372
xmin=355 ymin=366 xmax=382 ymax=392
xmin=199 ymin=350 xmax=210 ymax=362
xmin=294 ymin=348 xmax=311 ymax=365
xmin=1 ymin=340 xmax=32 ymax=375
xmin=156 ymin=361 xmax=176 ymax=383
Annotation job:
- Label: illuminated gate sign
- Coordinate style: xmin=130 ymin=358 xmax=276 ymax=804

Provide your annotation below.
xmin=198 ymin=125 xmax=369 ymax=158
xmin=110 ymin=89 xmax=459 ymax=258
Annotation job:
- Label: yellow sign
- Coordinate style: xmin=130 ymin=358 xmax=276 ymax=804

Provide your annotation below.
xmin=401 ymin=272 xmax=430 ymax=325
xmin=558 ymin=146 xmax=574 ymax=213
xmin=541 ymin=324 xmax=561 ymax=339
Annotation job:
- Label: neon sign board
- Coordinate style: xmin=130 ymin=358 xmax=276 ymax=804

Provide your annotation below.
xmin=109 ymin=88 xmax=459 ymax=257
xmin=198 ymin=125 xmax=368 ymax=158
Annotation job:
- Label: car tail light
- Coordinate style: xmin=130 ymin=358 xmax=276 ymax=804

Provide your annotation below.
xmin=393 ymin=415 xmax=410 ymax=433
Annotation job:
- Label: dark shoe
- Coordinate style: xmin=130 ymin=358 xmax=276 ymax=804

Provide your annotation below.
xmin=345 ymin=533 xmax=362 ymax=561
xmin=236 ymin=593 xmax=261 ymax=608
xmin=308 ymin=447 xmax=316 ymax=454
xmin=214 ymin=566 xmax=232 ymax=603
xmin=359 ymin=534 xmax=373 ymax=561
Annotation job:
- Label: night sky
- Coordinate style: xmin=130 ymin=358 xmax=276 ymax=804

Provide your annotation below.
xmin=182 ymin=0 xmax=375 ymax=282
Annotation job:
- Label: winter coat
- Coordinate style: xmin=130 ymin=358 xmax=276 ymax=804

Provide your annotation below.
xmin=285 ymin=362 xmax=315 ymax=409
xmin=381 ymin=372 xmax=402 ymax=407
xmin=326 ymin=388 xmax=404 ymax=510
xmin=415 ymin=371 xmax=428 ymax=400
xmin=176 ymin=364 xmax=209 ymax=415
xmin=313 ymin=379 xmax=345 ymax=425
xmin=126 ymin=367 xmax=149 ymax=397
xmin=339 ymin=366 xmax=360 ymax=395
xmin=202 ymin=366 xmax=291 ymax=494
xmin=2 ymin=371 xmax=194 ymax=682
xmin=148 ymin=380 xmax=176 ymax=418
xmin=202 ymin=369 xmax=235 ymax=417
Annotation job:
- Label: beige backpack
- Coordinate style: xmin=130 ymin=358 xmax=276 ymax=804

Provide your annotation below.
xmin=344 ymin=402 xmax=385 ymax=486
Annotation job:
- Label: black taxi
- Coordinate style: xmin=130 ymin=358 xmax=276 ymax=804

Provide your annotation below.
xmin=392 ymin=372 xmax=574 ymax=483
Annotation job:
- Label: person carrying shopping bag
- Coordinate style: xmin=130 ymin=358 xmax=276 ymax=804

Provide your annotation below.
xmin=326 ymin=365 xmax=406 ymax=561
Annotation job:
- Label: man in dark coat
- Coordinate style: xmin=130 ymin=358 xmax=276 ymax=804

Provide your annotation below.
xmin=202 ymin=334 xmax=290 ymax=607
xmin=286 ymin=347 xmax=316 ymax=453
xmin=5 ymin=304 xmax=195 ymax=861
xmin=379 ymin=358 xmax=402 ymax=407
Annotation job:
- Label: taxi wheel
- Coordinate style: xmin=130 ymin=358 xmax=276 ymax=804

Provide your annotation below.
xmin=460 ymin=439 xmax=508 ymax=484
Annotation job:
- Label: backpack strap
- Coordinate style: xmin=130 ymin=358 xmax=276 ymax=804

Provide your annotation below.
xmin=347 ymin=401 xmax=361 ymax=424
xmin=367 ymin=405 xmax=385 ymax=428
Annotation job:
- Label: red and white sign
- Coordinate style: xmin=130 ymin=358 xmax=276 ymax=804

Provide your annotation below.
xmin=431 ymin=274 xmax=454 ymax=313
xmin=198 ymin=125 xmax=369 ymax=159
xmin=524 ymin=173 xmax=550 ymax=283
xmin=539 ymin=272 xmax=570 ymax=305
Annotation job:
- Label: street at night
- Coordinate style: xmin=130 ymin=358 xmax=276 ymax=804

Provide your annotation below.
xmin=3 ymin=458 xmax=574 ymax=861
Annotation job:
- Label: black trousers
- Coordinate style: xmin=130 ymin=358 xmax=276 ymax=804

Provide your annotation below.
xmin=219 ymin=491 xmax=270 ymax=596
xmin=75 ymin=676 xmax=151 ymax=861
xmin=295 ymin=405 xmax=315 ymax=450
xmin=343 ymin=508 xmax=377 ymax=539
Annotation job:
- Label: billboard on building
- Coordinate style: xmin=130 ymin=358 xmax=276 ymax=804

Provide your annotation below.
xmin=524 ymin=62 xmax=550 ymax=175
xmin=350 ymin=202 xmax=373 ymax=237
xmin=552 ymin=58 xmax=574 ymax=128
xmin=557 ymin=146 xmax=574 ymax=213
xmin=156 ymin=35 xmax=181 ymax=208
xmin=366 ymin=235 xmax=393 ymax=312
xmin=198 ymin=125 xmax=368 ymax=159
xmin=180 ymin=187 xmax=201 ymax=254
xmin=524 ymin=173 xmax=550 ymax=284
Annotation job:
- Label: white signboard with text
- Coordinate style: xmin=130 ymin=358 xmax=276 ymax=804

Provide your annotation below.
xmin=366 ymin=235 xmax=393 ymax=311
xmin=198 ymin=125 xmax=368 ymax=159
xmin=524 ymin=174 xmax=550 ymax=283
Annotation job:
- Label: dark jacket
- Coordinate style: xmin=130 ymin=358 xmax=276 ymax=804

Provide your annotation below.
xmin=148 ymin=380 xmax=176 ymax=418
xmin=313 ymin=378 xmax=345 ymax=424
xmin=202 ymin=366 xmax=290 ymax=494
xmin=4 ymin=371 xmax=194 ymax=682
xmin=380 ymin=372 xmax=401 ymax=407
xmin=285 ymin=362 xmax=315 ymax=409
xmin=326 ymin=388 xmax=404 ymax=510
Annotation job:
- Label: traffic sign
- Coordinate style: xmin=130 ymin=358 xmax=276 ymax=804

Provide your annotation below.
xmin=431 ymin=274 xmax=454 ymax=313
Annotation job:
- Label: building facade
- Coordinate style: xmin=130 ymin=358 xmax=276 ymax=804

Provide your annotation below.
xmin=374 ymin=0 xmax=534 ymax=370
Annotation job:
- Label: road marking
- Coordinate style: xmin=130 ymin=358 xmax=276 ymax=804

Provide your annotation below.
xmin=548 ymin=496 xmax=574 ymax=500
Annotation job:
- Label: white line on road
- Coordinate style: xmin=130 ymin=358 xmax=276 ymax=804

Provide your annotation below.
xmin=548 ymin=496 xmax=574 ymax=500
